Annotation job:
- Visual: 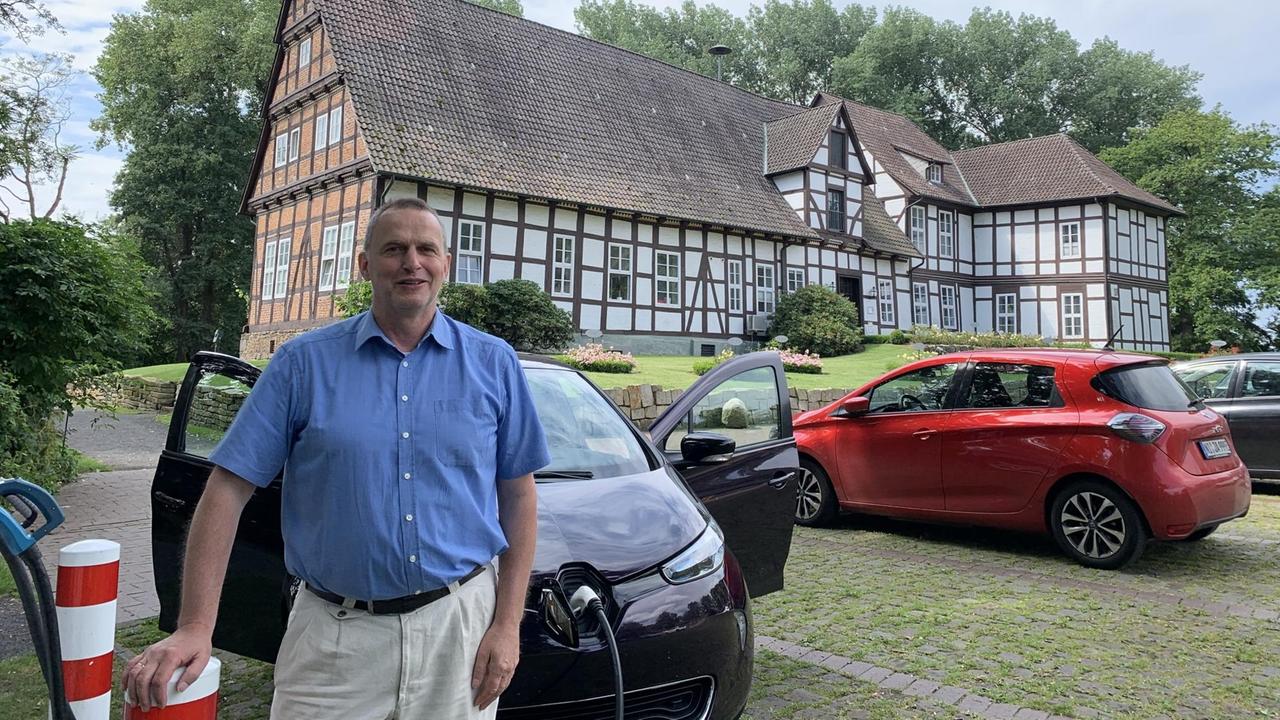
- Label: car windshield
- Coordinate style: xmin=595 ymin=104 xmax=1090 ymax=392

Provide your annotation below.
xmin=525 ymin=367 xmax=653 ymax=480
xmin=1093 ymin=361 xmax=1199 ymax=412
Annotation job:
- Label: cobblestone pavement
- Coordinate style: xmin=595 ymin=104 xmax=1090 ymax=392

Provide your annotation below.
xmin=54 ymin=409 xmax=161 ymax=622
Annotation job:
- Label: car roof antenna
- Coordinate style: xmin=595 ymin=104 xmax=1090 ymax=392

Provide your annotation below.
xmin=1102 ymin=323 xmax=1124 ymax=352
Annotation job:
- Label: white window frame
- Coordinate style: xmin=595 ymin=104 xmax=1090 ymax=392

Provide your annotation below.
xmin=728 ymin=260 xmax=742 ymax=313
xmin=288 ymin=127 xmax=300 ymax=162
xmin=938 ymin=210 xmax=954 ymax=258
xmin=1059 ymin=222 xmax=1081 ymax=259
xmin=827 ymin=189 xmax=845 ymax=232
xmin=274 ymin=237 xmax=291 ymax=299
xmin=927 ymin=163 xmax=942 ymax=183
xmin=298 ymin=37 xmax=312 ymax=68
xmin=1062 ymin=293 xmax=1084 ymax=339
xmin=456 ymin=221 xmax=484 ymax=285
xmin=314 ymin=113 xmax=329 ymax=152
xmin=336 ymin=221 xmax=355 ymax=289
xmin=607 ymin=244 xmax=631 ymax=302
xmin=755 ymin=263 xmax=775 ymax=314
xmin=318 ymin=225 xmax=339 ymax=290
xmin=552 ymin=234 xmax=574 ymax=297
xmin=877 ymin=278 xmax=895 ymax=325
xmin=655 ymin=251 xmax=680 ymax=306
xmin=940 ymin=285 xmax=958 ymax=330
xmin=787 ymin=267 xmax=805 ymax=293
xmin=262 ymin=240 xmax=277 ymax=300
xmin=910 ymin=205 xmax=926 ymax=252
xmin=328 ymin=105 xmax=343 ymax=145
xmin=912 ymin=282 xmax=929 ymax=326
xmin=996 ymin=293 xmax=1017 ymax=334
xmin=273 ymin=132 xmax=288 ymax=167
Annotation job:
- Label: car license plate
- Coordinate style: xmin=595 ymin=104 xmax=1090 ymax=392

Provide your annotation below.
xmin=1199 ymin=438 xmax=1231 ymax=460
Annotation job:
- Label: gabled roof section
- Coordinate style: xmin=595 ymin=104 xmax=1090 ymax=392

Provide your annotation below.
xmin=859 ymin=194 xmax=922 ymax=258
xmin=763 ymin=103 xmax=872 ymax=178
xmin=312 ymin=0 xmax=844 ymax=241
xmin=815 ymin=92 xmax=976 ymax=207
xmin=764 ymin=103 xmax=839 ymax=175
xmin=952 ymin=134 xmax=1183 ymax=215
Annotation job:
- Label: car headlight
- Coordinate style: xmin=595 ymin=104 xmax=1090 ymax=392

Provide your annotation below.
xmin=661 ymin=523 xmax=725 ymax=585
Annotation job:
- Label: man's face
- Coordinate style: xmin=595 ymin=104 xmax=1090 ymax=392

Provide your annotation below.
xmin=358 ymin=207 xmax=451 ymax=321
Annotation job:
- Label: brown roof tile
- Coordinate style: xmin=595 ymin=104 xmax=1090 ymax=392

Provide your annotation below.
xmin=952 ymin=134 xmax=1182 ymax=214
xmin=764 ymin=104 xmax=840 ymax=176
xmin=314 ymin=0 xmax=843 ymax=242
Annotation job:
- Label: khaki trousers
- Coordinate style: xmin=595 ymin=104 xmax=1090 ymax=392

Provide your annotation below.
xmin=270 ymin=566 xmax=498 ymax=720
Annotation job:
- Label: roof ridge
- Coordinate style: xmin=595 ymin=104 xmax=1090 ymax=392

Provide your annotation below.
xmin=954 ymin=132 xmax=1069 ymax=156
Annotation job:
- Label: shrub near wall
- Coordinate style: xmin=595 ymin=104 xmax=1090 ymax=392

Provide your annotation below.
xmin=768 ymin=285 xmax=863 ymax=356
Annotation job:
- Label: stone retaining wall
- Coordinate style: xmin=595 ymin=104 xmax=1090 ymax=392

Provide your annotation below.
xmin=189 ymin=384 xmax=248 ymax=434
xmin=86 ymin=376 xmax=179 ymax=411
xmin=602 ymin=384 xmax=851 ymax=429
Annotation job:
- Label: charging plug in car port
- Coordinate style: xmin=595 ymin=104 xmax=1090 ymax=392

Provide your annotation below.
xmin=570 ymin=585 xmax=624 ymax=720
xmin=538 ymin=585 xmax=578 ymax=648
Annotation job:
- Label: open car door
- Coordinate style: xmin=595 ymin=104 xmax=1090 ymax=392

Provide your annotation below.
xmin=151 ymin=351 xmax=286 ymax=662
xmin=649 ymin=351 xmax=798 ymax=597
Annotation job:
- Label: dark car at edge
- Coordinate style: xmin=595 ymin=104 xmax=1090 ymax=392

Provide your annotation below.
xmin=1172 ymin=353 xmax=1280 ymax=481
xmin=150 ymin=350 xmax=798 ymax=720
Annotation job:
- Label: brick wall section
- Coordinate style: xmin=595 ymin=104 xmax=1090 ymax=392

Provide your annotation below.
xmin=86 ymin=376 xmax=179 ymax=411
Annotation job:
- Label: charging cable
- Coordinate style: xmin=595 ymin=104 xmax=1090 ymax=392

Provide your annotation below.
xmin=569 ymin=585 xmax=623 ymax=720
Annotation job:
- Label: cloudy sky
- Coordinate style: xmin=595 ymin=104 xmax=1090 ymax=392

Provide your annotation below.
xmin=2 ymin=0 xmax=1276 ymax=221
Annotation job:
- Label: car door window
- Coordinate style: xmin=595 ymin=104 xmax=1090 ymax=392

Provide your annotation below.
xmin=962 ymin=363 xmax=1060 ymax=409
xmin=664 ymin=366 xmax=782 ymax=452
xmin=1174 ymin=363 xmax=1238 ymax=400
xmin=1241 ymin=362 xmax=1280 ymax=398
xmin=868 ymin=363 xmax=960 ymax=413
xmin=180 ymin=370 xmax=252 ymax=458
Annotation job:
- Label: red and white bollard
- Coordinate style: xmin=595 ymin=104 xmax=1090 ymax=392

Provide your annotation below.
xmin=55 ymin=539 xmax=120 ymax=720
xmin=123 ymin=657 xmax=221 ymax=719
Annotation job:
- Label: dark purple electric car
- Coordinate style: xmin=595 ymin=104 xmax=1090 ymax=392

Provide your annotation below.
xmin=151 ymin=350 xmax=798 ymax=719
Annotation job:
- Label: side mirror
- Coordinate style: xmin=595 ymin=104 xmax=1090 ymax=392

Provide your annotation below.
xmin=680 ymin=432 xmax=736 ymax=464
xmin=839 ymin=397 xmax=870 ymax=417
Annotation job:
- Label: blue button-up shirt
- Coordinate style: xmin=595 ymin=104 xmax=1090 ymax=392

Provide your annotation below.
xmin=209 ymin=311 xmax=550 ymax=600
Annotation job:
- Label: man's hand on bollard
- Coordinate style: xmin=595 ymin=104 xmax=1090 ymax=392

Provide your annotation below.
xmin=122 ymin=622 xmax=213 ymax=711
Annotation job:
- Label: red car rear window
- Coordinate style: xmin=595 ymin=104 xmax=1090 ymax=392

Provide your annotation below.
xmin=1092 ymin=361 xmax=1199 ymax=412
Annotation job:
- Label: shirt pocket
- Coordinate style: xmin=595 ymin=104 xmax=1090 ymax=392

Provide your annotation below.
xmin=434 ymin=398 xmax=496 ymax=467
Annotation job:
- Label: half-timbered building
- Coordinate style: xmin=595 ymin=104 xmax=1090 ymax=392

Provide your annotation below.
xmin=239 ymin=0 xmax=1180 ymax=358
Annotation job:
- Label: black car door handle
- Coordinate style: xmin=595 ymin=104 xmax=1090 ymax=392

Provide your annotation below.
xmin=154 ymin=491 xmax=188 ymax=512
xmin=768 ymin=471 xmax=796 ymax=489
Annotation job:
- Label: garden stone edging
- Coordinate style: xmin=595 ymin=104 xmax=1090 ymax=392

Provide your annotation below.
xmin=604 ymin=384 xmax=851 ymax=429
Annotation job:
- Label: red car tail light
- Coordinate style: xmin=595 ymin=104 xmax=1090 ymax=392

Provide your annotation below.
xmin=1107 ymin=413 xmax=1167 ymax=443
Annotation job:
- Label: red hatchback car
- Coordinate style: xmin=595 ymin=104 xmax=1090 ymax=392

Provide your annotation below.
xmin=793 ymin=349 xmax=1251 ymax=569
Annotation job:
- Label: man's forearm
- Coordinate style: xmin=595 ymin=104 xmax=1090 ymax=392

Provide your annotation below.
xmin=176 ymin=467 xmax=257 ymax=633
xmin=493 ymin=473 xmax=537 ymax=629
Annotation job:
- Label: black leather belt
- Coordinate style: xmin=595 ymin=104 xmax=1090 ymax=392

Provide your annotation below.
xmin=308 ymin=565 xmax=487 ymax=615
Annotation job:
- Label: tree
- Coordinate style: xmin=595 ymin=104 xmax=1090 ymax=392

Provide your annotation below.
xmin=466 ymin=0 xmax=523 ymax=16
xmin=0 ymin=53 xmax=78 ymax=221
xmin=0 ymin=219 xmax=156 ymax=413
xmin=0 ymin=0 xmax=57 ymax=39
xmin=743 ymin=0 xmax=875 ymax=104
xmin=574 ymin=0 xmax=761 ymax=88
xmin=1100 ymin=109 xmax=1280 ymax=351
xmin=93 ymin=0 xmax=277 ymax=363
xmin=831 ymin=8 xmax=1200 ymax=152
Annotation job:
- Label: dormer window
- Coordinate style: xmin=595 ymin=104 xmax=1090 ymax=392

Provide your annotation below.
xmin=927 ymin=163 xmax=942 ymax=183
xmin=829 ymin=131 xmax=846 ymax=170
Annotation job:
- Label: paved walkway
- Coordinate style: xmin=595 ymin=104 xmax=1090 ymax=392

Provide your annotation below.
xmin=51 ymin=409 xmax=164 ymax=622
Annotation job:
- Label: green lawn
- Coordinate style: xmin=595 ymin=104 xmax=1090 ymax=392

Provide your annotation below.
xmin=123 ymin=345 xmax=912 ymax=393
xmin=123 ymin=359 xmax=268 ymax=383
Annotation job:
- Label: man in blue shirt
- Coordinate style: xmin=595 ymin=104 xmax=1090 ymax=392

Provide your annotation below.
xmin=124 ymin=197 xmax=550 ymax=719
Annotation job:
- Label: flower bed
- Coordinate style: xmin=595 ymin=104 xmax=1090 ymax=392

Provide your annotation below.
xmin=561 ymin=343 xmax=636 ymax=373
xmin=778 ymin=349 xmax=823 ymax=374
